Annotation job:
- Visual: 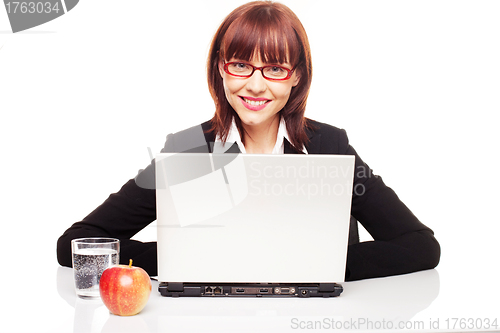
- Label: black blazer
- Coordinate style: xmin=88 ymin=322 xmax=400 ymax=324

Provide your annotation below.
xmin=57 ymin=119 xmax=440 ymax=281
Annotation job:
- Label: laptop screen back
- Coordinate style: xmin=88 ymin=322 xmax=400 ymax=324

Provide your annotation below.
xmin=156 ymin=153 xmax=354 ymax=283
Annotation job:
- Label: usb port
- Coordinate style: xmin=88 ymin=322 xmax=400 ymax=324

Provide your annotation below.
xmin=235 ymin=288 xmax=245 ymax=293
xmin=259 ymin=288 xmax=269 ymax=293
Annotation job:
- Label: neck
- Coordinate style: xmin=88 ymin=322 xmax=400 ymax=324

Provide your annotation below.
xmin=241 ymin=115 xmax=280 ymax=154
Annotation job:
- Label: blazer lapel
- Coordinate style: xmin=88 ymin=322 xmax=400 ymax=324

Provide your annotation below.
xmin=225 ymin=142 xmax=241 ymax=153
xmin=284 ymin=139 xmax=304 ymax=154
xmin=284 ymin=129 xmax=322 ymax=154
xmin=305 ymin=132 xmax=321 ymax=154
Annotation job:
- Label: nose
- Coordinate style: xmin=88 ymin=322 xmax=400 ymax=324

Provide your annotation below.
xmin=245 ymin=69 xmax=267 ymax=94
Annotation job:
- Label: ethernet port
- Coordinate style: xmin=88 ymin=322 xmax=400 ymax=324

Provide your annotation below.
xmin=214 ymin=286 xmax=222 ymax=294
xmin=205 ymin=286 xmax=213 ymax=294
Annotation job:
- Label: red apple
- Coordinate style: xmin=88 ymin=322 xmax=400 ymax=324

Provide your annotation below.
xmin=99 ymin=259 xmax=152 ymax=316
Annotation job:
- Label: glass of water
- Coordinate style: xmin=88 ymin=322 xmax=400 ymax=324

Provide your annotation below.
xmin=71 ymin=238 xmax=120 ymax=299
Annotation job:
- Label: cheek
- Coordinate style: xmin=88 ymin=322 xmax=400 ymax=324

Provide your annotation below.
xmin=223 ymin=77 xmax=245 ymax=102
xmin=271 ymin=83 xmax=294 ymax=102
xmin=222 ymin=79 xmax=240 ymax=99
xmin=221 ymin=80 xmax=233 ymax=105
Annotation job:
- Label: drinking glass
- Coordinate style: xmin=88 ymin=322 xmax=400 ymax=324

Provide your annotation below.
xmin=71 ymin=238 xmax=120 ymax=299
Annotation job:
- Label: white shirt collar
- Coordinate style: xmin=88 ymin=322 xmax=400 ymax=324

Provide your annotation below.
xmin=214 ymin=117 xmax=308 ymax=154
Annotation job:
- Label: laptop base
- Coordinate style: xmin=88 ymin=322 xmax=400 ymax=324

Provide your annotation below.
xmin=159 ymin=282 xmax=343 ymax=298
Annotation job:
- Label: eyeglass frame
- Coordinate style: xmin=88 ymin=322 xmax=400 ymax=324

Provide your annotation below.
xmin=222 ymin=61 xmax=296 ymax=81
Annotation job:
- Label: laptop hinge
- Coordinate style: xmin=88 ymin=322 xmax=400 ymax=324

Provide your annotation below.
xmin=318 ymin=283 xmax=335 ymax=292
xmin=166 ymin=282 xmax=184 ymax=292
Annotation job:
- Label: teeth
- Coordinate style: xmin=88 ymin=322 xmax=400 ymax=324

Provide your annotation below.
xmin=244 ymin=98 xmax=267 ymax=106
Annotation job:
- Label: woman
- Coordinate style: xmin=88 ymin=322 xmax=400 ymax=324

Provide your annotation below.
xmin=57 ymin=1 xmax=440 ymax=281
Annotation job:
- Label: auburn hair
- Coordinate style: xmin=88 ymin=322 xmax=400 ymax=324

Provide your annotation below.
xmin=207 ymin=1 xmax=313 ymax=152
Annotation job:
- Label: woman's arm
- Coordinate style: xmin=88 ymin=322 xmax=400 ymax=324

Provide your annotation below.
xmin=56 ymin=124 xmax=211 ymax=276
xmin=340 ymin=130 xmax=440 ymax=281
xmin=56 ymin=177 xmax=159 ymax=275
xmin=56 ymin=131 xmax=181 ymax=276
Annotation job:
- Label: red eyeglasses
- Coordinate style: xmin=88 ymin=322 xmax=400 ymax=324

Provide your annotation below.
xmin=223 ymin=61 xmax=295 ymax=81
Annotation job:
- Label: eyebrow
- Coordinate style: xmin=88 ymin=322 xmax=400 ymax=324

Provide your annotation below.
xmin=229 ymin=58 xmax=292 ymax=67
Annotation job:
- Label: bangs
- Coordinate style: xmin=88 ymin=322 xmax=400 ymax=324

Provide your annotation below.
xmin=220 ymin=6 xmax=301 ymax=66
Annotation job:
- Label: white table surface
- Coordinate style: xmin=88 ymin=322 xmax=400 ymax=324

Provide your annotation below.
xmin=4 ymin=257 xmax=499 ymax=333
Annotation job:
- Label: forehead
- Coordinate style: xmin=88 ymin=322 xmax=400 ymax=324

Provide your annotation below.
xmin=220 ymin=11 xmax=300 ymax=66
xmin=222 ymin=36 xmax=296 ymax=66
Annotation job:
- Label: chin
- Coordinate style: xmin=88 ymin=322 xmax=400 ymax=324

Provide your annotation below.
xmin=237 ymin=111 xmax=279 ymax=128
xmin=240 ymin=118 xmax=269 ymax=128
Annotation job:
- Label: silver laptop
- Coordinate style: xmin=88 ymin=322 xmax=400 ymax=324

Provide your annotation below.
xmin=155 ymin=153 xmax=354 ymax=297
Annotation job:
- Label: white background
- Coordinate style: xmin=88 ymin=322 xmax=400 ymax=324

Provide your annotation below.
xmin=0 ymin=1 xmax=499 ymax=332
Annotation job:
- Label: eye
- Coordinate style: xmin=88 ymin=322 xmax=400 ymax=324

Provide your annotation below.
xmin=229 ymin=62 xmax=251 ymax=72
xmin=270 ymin=66 xmax=285 ymax=74
xmin=264 ymin=65 xmax=289 ymax=78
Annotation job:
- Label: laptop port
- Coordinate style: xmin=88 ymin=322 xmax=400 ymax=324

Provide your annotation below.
xmin=274 ymin=287 xmax=296 ymax=294
xmin=214 ymin=286 xmax=222 ymax=294
xmin=205 ymin=286 xmax=213 ymax=294
xmin=230 ymin=287 xmax=273 ymax=295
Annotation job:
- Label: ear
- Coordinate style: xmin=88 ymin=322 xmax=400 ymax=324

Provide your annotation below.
xmin=218 ymin=59 xmax=225 ymax=79
xmin=292 ymin=70 xmax=300 ymax=87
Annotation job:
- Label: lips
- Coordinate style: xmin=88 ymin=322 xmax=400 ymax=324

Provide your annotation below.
xmin=239 ymin=96 xmax=271 ymax=111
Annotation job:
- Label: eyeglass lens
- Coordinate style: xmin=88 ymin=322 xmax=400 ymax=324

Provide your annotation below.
xmin=226 ymin=62 xmax=290 ymax=79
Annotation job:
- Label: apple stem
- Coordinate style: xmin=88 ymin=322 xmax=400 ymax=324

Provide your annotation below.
xmin=129 ymin=259 xmax=133 ymax=268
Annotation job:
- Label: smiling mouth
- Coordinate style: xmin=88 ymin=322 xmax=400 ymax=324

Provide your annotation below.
xmin=240 ymin=96 xmax=270 ymax=106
